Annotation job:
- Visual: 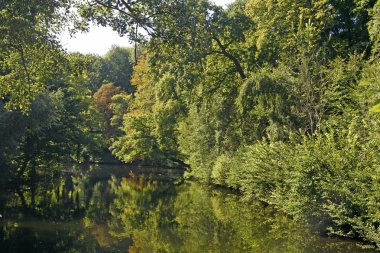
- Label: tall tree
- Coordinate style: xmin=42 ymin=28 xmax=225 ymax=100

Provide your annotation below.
xmin=103 ymin=45 xmax=134 ymax=92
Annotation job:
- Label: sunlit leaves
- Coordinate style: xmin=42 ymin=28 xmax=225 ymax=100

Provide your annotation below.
xmin=368 ymin=0 xmax=380 ymax=55
xmin=0 ymin=42 xmax=65 ymax=113
xmin=370 ymin=102 xmax=380 ymax=112
xmin=0 ymin=0 xmax=70 ymax=113
xmin=111 ymin=113 xmax=162 ymax=163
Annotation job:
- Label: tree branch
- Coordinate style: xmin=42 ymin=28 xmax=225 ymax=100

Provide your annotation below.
xmin=92 ymin=0 xmax=156 ymax=35
xmin=212 ymin=36 xmax=246 ymax=79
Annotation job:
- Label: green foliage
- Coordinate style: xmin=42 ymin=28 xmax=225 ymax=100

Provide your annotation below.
xmin=237 ymin=67 xmax=294 ymax=142
xmin=210 ymin=153 xmax=233 ymax=186
xmin=370 ymin=103 xmax=380 ymax=112
xmin=111 ymin=113 xmax=162 ymax=163
xmin=359 ymin=58 xmax=380 ymax=113
xmin=178 ymin=106 xmax=218 ymax=181
xmin=66 ymin=47 xmax=134 ymax=94
xmin=103 ymin=45 xmax=134 ymax=92
xmin=153 ymin=99 xmax=183 ymax=158
xmin=210 ymin=114 xmax=380 ymax=246
xmin=66 ymin=53 xmax=108 ymax=92
xmin=2 ymin=0 xmax=380 ymax=248
xmin=0 ymin=47 xmax=106 ymax=176
xmin=0 ymin=0 xmax=70 ymax=113
xmin=368 ymin=0 xmax=380 ymax=56
xmin=322 ymin=55 xmax=364 ymax=115
xmin=109 ymin=92 xmax=133 ymax=130
xmin=110 ymin=53 xmax=187 ymax=166
xmin=0 ymin=92 xmax=63 ymax=167
xmin=245 ymin=0 xmax=375 ymax=63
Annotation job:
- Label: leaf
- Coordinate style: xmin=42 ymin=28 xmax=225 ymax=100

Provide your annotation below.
xmin=369 ymin=102 xmax=380 ymax=113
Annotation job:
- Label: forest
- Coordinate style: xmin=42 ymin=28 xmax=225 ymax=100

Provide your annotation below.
xmin=1 ymin=0 xmax=380 ymax=250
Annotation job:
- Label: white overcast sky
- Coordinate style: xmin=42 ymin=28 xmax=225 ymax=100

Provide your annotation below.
xmin=61 ymin=0 xmax=234 ymax=55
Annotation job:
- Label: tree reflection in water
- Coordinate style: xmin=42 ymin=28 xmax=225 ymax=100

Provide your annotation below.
xmin=0 ymin=165 xmax=376 ymax=253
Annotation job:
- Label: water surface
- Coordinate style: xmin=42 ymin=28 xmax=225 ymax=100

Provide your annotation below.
xmin=0 ymin=165 xmax=376 ymax=252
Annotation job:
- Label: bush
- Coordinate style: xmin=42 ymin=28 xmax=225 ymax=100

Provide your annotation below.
xmin=210 ymin=115 xmax=380 ymax=247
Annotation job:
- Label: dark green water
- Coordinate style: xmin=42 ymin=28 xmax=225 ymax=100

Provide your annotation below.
xmin=0 ymin=165 xmax=377 ymax=253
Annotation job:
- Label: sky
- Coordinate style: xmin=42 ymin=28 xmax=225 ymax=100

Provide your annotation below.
xmin=61 ymin=0 xmax=234 ymax=55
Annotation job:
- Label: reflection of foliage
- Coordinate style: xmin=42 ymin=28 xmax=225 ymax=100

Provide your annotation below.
xmin=0 ymin=166 xmax=375 ymax=252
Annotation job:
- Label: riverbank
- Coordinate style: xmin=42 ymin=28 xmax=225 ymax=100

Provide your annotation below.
xmin=186 ymin=127 xmax=380 ymax=250
xmin=0 ymin=164 xmax=377 ymax=252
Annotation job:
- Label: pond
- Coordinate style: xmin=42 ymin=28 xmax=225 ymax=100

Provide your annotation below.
xmin=0 ymin=164 xmax=377 ymax=253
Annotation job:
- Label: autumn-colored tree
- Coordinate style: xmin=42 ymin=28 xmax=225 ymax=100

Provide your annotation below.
xmin=93 ymin=83 xmax=123 ymax=138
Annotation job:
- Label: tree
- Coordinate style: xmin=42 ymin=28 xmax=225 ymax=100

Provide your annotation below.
xmin=111 ymin=113 xmax=163 ymax=163
xmin=79 ymin=0 xmax=253 ymax=80
xmin=0 ymin=49 xmax=105 ymax=176
xmin=109 ymin=93 xmax=133 ymax=132
xmin=0 ymin=0 xmax=71 ymax=113
xmin=103 ymin=45 xmax=134 ymax=92
xmin=367 ymin=0 xmax=380 ymax=112
xmin=67 ymin=53 xmax=109 ymax=92
xmin=245 ymin=0 xmax=376 ymax=64
xmin=93 ymin=83 xmax=124 ymax=139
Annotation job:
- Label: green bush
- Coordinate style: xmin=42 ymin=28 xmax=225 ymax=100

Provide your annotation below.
xmin=209 ymin=115 xmax=380 ymax=247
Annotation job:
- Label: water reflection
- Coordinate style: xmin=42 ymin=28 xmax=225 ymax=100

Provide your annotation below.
xmin=0 ymin=165 xmax=376 ymax=253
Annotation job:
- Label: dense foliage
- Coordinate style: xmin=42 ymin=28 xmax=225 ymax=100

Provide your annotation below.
xmin=78 ymin=0 xmax=380 ymax=247
xmin=1 ymin=0 xmax=380 ymax=248
xmin=0 ymin=0 xmax=134 ymax=178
